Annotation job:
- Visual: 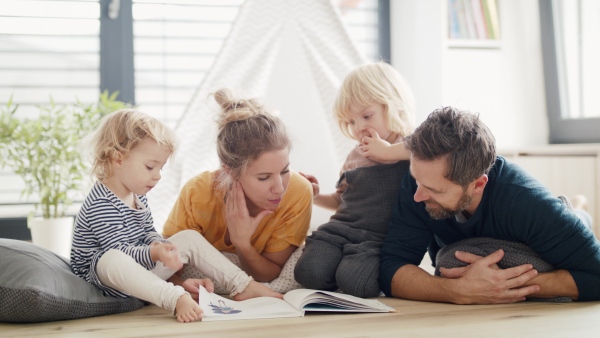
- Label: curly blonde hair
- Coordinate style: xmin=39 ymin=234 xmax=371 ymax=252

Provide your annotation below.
xmin=88 ymin=109 xmax=177 ymax=181
xmin=334 ymin=62 xmax=416 ymax=140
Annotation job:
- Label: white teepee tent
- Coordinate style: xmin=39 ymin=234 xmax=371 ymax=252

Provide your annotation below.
xmin=148 ymin=0 xmax=366 ymax=232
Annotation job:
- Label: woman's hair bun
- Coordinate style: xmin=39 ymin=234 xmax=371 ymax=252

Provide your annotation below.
xmin=213 ymin=88 xmax=263 ymax=126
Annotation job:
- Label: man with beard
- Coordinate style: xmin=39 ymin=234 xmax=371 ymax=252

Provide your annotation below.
xmin=379 ymin=107 xmax=600 ymax=304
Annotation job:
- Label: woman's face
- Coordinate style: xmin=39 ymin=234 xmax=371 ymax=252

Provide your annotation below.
xmin=237 ymin=148 xmax=291 ymax=216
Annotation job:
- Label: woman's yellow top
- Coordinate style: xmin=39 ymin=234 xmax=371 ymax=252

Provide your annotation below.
xmin=162 ymin=170 xmax=312 ymax=253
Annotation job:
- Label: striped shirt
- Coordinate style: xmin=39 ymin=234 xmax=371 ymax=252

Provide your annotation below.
xmin=70 ymin=182 xmax=165 ymax=298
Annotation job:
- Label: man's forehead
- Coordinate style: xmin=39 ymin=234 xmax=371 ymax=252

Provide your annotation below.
xmin=409 ymin=157 xmax=452 ymax=188
xmin=410 ymin=155 xmax=447 ymax=173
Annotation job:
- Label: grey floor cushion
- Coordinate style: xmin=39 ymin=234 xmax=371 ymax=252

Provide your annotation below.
xmin=435 ymin=237 xmax=571 ymax=302
xmin=0 ymin=238 xmax=145 ymax=323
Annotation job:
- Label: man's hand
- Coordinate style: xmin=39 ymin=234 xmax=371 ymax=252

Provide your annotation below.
xmin=439 ymin=250 xmax=501 ymax=278
xmin=182 ymin=278 xmax=215 ymax=300
xmin=439 ymin=249 xmax=541 ymax=304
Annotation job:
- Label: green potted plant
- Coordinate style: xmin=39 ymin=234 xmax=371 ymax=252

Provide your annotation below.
xmin=0 ymin=92 xmax=129 ymax=257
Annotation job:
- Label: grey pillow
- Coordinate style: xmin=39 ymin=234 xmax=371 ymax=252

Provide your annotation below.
xmin=434 ymin=237 xmax=571 ymax=302
xmin=0 ymin=238 xmax=145 ymax=323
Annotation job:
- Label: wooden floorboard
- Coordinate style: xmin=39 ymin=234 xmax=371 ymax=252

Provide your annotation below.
xmin=2 ymin=297 xmax=600 ymax=337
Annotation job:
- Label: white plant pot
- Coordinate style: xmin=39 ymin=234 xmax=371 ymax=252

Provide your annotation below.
xmin=27 ymin=216 xmax=74 ymax=259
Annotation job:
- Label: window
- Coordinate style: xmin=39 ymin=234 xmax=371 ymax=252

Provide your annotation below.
xmin=0 ymin=0 xmax=388 ymax=221
xmin=0 ymin=0 xmax=100 ymax=117
xmin=0 ymin=0 xmax=100 ymax=218
xmin=539 ymin=0 xmax=600 ymax=143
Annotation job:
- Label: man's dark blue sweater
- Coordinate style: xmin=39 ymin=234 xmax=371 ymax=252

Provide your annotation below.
xmin=380 ymin=156 xmax=600 ymax=301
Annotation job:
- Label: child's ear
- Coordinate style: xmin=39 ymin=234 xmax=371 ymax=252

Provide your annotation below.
xmin=112 ymin=152 xmax=124 ymax=167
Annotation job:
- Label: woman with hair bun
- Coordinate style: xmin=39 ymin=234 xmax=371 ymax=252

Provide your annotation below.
xmin=163 ymin=88 xmax=313 ymax=297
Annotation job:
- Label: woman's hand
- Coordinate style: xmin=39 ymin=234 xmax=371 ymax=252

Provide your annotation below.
xmin=182 ymin=278 xmax=215 ymax=300
xmin=225 ymin=181 xmax=272 ymax=247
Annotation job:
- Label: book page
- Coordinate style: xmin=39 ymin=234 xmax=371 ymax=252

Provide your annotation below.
xmin=198 ymin=286 xmax=303 ymax=321
xmin=283 ymin=289 xmax=397 ymax=313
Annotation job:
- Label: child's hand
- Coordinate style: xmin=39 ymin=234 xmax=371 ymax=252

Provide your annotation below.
xmin=151 ymin=241 xmax=183 ymax=271
xmin=360 ymin=128 xmax=397 ymax=164
xmin=225 ymin=182 xmax=271 ymax=247
xmin=299 ymin=172 xmax=320 ymax=198
xmin=182 ymin=278 xmax=215 ymax=300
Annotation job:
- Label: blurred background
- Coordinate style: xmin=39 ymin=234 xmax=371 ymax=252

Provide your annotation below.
xmin=1 ymin=0 xmax=599 ymax=237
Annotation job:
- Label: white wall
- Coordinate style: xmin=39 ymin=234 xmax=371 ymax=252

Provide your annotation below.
xmin=390 ymin=0 xmax=549 ymax=148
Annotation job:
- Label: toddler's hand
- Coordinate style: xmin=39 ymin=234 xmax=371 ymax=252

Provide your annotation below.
xmin=151 ymin=242 xmax=183 ymax=271
xmin=299 ymin=172 xmax=320 ymax=198
xmin=361 ymin=128 xmax=396 ymax=164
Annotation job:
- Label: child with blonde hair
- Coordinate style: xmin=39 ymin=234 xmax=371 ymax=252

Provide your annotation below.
xmin=294 ymin=62 xmax=416 ymax=297
xmin=71 ymin=109 xmax=280 ymax=323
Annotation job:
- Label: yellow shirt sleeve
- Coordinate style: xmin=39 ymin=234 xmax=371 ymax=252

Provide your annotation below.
xmin=162 ymin=171 xmax=221 ymax=238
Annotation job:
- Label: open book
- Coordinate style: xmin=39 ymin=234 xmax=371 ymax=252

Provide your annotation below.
xmin=198 ymin=286 xmax=396 ymax=321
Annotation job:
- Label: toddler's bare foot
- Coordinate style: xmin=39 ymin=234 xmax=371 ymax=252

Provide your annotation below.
xmin=175 ymin=293 xmax=203 ymax=323
xmin=571 ymin=194 xmax=588 ymax=211
xmin=233 ymin=281 xmax=283 ymax=301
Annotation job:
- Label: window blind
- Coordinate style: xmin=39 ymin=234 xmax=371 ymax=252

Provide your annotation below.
xmin=0 ymin=0 xmax=100 ymax=117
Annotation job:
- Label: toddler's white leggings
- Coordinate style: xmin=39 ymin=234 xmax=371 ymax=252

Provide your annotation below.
xmin=95 ymin=230 xmax=253 ymax=314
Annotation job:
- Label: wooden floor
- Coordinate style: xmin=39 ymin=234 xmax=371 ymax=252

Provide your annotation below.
xmin=3 ymin=258 xmax=600 ymax=337
xmin=2 ymin=298 xmax=600 ymax=337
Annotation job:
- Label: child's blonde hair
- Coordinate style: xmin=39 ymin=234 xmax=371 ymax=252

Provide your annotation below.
xmin=88 ymin=109 xmax=177 ymax=181
xmin=334 ymin=62 xmax=416 ymax=139
xmin=212 ymin=88 xmax=290 ymax=190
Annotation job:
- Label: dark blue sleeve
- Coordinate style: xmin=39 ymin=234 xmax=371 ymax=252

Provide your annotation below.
xmin=379 ymin=173 xmax=433 ymax=297
xmin=505 ymin=188 xmax=600 ymax=301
